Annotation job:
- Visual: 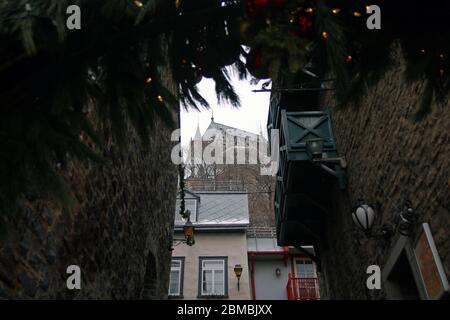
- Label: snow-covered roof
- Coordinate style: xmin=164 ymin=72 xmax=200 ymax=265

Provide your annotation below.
xmin=174 ymin=190 xmax=249 ymax=229
xmin=206 ymin=120 xmax=260 ymax=140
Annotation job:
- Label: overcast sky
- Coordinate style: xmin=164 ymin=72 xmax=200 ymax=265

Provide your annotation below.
xmin=180 ymin=74 xmax=271 ymax=148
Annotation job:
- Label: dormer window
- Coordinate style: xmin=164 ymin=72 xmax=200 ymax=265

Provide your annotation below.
xmin=175 ymin=198 xmax=198 ymax=223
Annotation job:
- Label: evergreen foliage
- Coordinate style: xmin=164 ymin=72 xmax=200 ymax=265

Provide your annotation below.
xmin=0 ymin=0 xmax=241 ymax=213
xmin=0 ymin=0 xmax=449 ymax=213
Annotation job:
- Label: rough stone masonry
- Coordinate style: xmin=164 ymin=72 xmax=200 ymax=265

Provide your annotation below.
xmin=0 ymin=37 xmax=178 ymax=299
xmin=319 ymin=45 xmax=450 ymax=299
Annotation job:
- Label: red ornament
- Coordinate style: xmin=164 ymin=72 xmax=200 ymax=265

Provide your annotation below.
xmin=272 ymin=0 xmax=286 ymax=8
xmin=295 ymin=9 xmax=315 ymax=38
xmin=254 ymin=51 xmax=262 ymax=69
xmin=245 ymin=0 xmax=271 ymax=18
xmin=254 ymin=0 xmax=271 ymax=6
xmin=246 ymin=49 xmax=269 ymax=79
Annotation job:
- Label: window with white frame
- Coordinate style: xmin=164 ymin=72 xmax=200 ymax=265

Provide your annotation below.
xmin=199 ymin=257 xmax=227 ymax=297
xmin=168 ymin=258 xmax=184 ymax=297
xmin=295 ymin=258 xmax=316 ymax=278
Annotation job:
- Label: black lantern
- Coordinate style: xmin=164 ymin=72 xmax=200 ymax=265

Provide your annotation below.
xmin=183 ymin=220 xmax=194 ymax=238
xmin=397 ymin=201 xmax=417 ymax=236
xmin=275 ymin=268 xmax=281 ymax=277
xmin=171 ymin=218 xmax=195 ymax=249
xmin=183 ymin=219 xmax=195 ymax=247
xmin=306 ymin=138 xmax=324 ymax=160
xmin=234 ymin=264 xmax=243 ymax=291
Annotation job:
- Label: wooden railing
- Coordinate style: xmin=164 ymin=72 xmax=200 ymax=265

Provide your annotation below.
xmin=286 ymin=273 xmax=320 ymax=300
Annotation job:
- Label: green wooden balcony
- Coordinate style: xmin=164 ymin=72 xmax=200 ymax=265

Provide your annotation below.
xmin=274 ymin=110 xmax=346 ymax=247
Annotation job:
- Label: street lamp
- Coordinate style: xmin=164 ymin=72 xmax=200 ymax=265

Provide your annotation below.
xmin=171 ymin=218 xmax=195 ymax=249
xmin=350 ymin=200 xmax=418 ymax=239
xmin=305 ymin=138 xmax=347 ymax=190
xmin=306 ymin=138 xmax=324 ymax=160
xmin=234 ymin=264 xmax=243 ymax=291
xmin=305 ymin=138 xmax=347 ymax=168
xmin=397 ymin=201 xmax=418 ymax=236
xmin=275 ymin=268 xmax=281 ymax=277
xmin=352 ymin=203 xmax=376 ymax=235
xmin=183 ymin=220 xmax=194 ymax=238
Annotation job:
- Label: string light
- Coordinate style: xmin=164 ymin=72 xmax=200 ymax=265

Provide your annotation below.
xmin=346 ymin=55 xmax=353 ymax=62
xmin=157 ymin=95 xmax=164 ymax=102
xmin=353 ymin=11 xmax=361 ymax=17
xmin=420 ymin=49 xmax=426 ymax=54
xmin=305 ymin=8 xmax=314 ymax=13
xmin=331 ymin=8 xmax=340 ymax=14
xmin=322 ymin=31 xmax=328 ymax=39
xmin=134 ymin=1 xmax=144 ymax=8
xmin=439 ymin=53 xmax=444 ymax=59
xmin=175 ymin=0 xmax=181 ymax=9
xmin=146 ymin=77 xmax=152 ymax=83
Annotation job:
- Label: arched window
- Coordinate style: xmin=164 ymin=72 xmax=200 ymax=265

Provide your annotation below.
xmin=141 ymin=252 xmax=158 ymax=299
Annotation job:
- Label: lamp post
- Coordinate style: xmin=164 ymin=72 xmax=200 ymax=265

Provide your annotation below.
xmin=234 ymin=264 xmax=243 ymax=291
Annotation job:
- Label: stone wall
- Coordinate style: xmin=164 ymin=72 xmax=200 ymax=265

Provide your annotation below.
xmin=0 ymin=38 xmax=178 ymax=299
xmin=318 ymin=47 xmax=450 ymax=299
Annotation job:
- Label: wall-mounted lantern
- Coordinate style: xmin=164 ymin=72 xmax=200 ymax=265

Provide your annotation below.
xmin=306 ymin=138 xmax=324 ymax=160
xmin=397 ymin=201 xmax=418 ymax=236
xmin=352 ymin=203 xmax=376 ymax=234
xmin=171 ymin=215 xmax=195 ymax=249
xmin=306 ymin=138 xmax=347 ymax=168
xmin=275 ymin=268 xmax=281 ymax=277
xmin=234 ymin=264 xmax=243 ymax=291
xmin=183 ymin=220 xmax=194 ymax=238
xmin=352 ymin=201 xmax=392 ymax=238
xmin=183 ymin=218 xmax=195 ymax=246
xmin=351 ymin=200 xmax=417 ymax=239
xmin=305 ymin=138 xmax=347 ymax=189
